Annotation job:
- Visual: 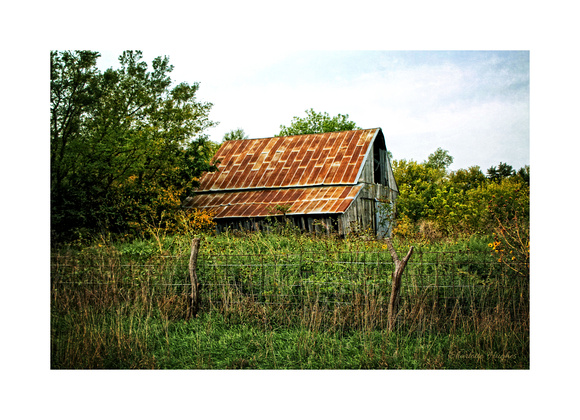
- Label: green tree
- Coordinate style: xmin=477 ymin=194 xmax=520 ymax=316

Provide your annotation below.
xmin=392 ymin=151 xmax=530 ymax=239
xmin=487 ymin=162 xmax=515 ymax=182
xmin=223 ymin=128 xmax=248 ymax=141
xmin=515 ymin=165 xmax=530 ymax=185
xmin=51 ymin=50 xmax=218 ymax=242
xmin=449 ymin=166 xmax=487 ymax=192
xmin=51 ymin=50 xmax=101 ymax=205
xmin=276 ymin=108 xmax=360 ymax=136
xmin=392 ymin=157 xmax=447 ymax=223
xmin=425 ymin=147 xmax=453 ymax=171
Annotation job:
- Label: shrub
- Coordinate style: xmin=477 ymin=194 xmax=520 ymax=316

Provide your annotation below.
xmin=178 ymin=208 xmax=217 ymax=236
xmin=392 ymin=215 xmax=416 ymax=240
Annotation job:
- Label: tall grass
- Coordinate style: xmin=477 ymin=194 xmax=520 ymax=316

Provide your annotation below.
xmin=51 ymin=231 xmax=529 ymax=369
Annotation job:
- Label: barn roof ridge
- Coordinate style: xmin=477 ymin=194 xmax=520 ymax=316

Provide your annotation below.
xmin=224 ymin=127 xmax=382 ymax=143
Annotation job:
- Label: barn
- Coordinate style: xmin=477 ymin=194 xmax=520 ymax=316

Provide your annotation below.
xmin=183 ymin=128 xmax=398 ymax=238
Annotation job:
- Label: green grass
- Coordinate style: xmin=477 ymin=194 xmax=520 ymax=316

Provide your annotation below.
xmin=51 ymin=231 xmax=529 ymax=369
xmin=51 ymin=309 xmax=528 ymax=369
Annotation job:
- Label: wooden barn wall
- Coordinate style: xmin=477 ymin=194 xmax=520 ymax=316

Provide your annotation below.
xmin=215 ymin=215 xmax=340 ymax=235
xmin=358 ymin=154 xmax=374 ymax=184
xmin=339 ymin=183 xmax=396 ymax=236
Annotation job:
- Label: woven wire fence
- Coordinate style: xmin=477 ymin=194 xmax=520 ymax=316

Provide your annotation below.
xmin=51 ymin=248 xmax=529 ymax=322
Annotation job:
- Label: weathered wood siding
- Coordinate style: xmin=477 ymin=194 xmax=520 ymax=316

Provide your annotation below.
xmin=215 ymin=214 xmax=340 ymax=235
xmin=339 ymin=183 xmax=394 ymax=236
xmin=358 ymin=152 xmax=374 ymax=184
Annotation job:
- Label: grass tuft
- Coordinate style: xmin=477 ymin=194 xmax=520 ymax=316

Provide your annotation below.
xmin=51 ymin=232 xmax=528 ymax=369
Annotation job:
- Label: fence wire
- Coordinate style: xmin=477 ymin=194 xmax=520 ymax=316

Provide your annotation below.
xmin=51 ymin=248 xmax=529 ymax=322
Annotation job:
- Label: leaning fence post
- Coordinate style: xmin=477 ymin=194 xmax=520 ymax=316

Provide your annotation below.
xmin=186 ymin=238 xmax=201 ymax=320
xmin=385 ymin=238 xmax=414 ymax=331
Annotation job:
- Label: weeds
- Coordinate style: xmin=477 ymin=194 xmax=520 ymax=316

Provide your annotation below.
xmin=51 ymin=232 xmax=528 ymax=369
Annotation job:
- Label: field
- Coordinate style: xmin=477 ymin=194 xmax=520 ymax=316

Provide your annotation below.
xmin=50 ymin=230 xmax=529 ymax=369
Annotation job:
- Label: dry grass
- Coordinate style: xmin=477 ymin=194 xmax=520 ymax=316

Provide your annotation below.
xmin=51 ymin=234 xmax=529 ymax=369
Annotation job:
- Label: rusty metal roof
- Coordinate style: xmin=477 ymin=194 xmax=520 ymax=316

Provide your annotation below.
xmin=184 ymin=185 xmax=363 ymax=219
xmin=198 ymin=128 xmax=380 ymax=192
xmin=187 ymin=128 xmax=383 ymax=219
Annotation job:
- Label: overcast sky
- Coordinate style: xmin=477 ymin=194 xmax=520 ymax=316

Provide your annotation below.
xmin=99 ymin=49 xmax=529 ymax=172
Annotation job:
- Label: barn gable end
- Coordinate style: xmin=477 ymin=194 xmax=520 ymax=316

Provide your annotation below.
xmin=183 ymin=128 xmax=398 ymax=237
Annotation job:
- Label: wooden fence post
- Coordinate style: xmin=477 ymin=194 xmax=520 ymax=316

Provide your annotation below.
xmin=186 ymin=238 xmax=201 ymax=320
xmin=386 ymin=238 xmax=414 ymax=331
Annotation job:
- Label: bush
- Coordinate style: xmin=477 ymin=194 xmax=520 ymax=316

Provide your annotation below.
xmin=392 ymin=177 xmax=529 ymax=243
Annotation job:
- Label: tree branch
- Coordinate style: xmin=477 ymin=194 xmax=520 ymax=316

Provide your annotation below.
xmin=386 ymin=238 xmax=414 ymax=331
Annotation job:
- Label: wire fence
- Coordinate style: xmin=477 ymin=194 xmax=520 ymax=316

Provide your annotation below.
xmin=51 ymin=247 xmax=529 ymax=323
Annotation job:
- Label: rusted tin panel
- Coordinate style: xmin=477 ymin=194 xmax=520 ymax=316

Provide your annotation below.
xmin=303 ymin=164 xmax=323 ymax=186
xmin=333 ymin=185 xmax=363 ymax=213
xmin=292 ymin=188 xmax=324 ymax=214
xmin=339 ymin=163 xmax=358 ymax=184
xmin=187 ymin=185 xmax=363 ymax=219
xmin=198 ymin=129 xmax=378 ymax=191
xmin=343 ymin=133 xmax=359 ymax=159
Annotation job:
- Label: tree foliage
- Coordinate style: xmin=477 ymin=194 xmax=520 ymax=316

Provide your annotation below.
xmin=515 ymin=165 xmax=530 ymax=185
xmin=51 ymin=50 xmax=218 ymax=242
xmin=223 ymin=128 xmax=248 ymax=141
xmin=448 ymin=166 xmax=487 ymax=192
xmin=487 ymin=162 xmax=515 ymax=182
xmin=392 ymin=149 xmax=530 ymax=240
xmin=426 ymin=147 xmax=453 ymax=171
xmin=391 ymin=158 xmax=445 ymax=223
xmin=276 ymin=108 xmax=360 ymax=136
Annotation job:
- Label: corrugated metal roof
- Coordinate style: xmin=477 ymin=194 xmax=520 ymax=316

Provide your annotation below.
xmin=198 ymin=128 xmax=379 ymax=192
xmin=184 ymin=185 xmax=363 ymax=219
xmin=187 ymin=129 xmax=387 ymax=219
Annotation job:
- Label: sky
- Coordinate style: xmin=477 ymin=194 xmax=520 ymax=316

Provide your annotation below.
xmin=98 ymin=49 xmax=529 ymax=172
